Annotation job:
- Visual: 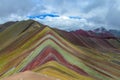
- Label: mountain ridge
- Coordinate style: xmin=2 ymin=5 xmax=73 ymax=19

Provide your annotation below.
xmin=0 ymin=20 xmax=120 ymax=38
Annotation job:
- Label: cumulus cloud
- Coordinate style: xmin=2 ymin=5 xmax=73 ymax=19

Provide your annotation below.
xmin=0 ymin=0 xmax=120 ymax=30
xmin=31 ymin=15 xmax=95 ymax=31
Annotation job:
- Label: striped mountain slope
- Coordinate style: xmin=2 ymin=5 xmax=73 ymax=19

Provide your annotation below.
xmin=0 ymin=20 xmax=120 ymax=80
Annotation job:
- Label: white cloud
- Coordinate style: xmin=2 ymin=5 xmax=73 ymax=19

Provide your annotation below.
xmin=33 ymin=15 xmax=94 ymax=31
xmin=0 ymin=0 xmax=120 ymax=30
xmin=0 ymin=14 xmax=29 ymax=23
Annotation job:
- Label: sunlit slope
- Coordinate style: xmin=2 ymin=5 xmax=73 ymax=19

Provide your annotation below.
xmin=0 ymin=20 xmax=120 ymax=80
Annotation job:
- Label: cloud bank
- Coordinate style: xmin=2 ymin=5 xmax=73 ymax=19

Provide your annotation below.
xmin=0 ymin=0 xmax=120 ymax=30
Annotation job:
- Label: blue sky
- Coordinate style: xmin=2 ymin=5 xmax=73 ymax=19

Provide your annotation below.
xmin=0 ymin=0 xmax=120 ymax=31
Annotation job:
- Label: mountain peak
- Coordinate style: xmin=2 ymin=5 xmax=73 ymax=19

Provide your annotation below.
xmin=93 ymin=27 xmax=107 ymax=33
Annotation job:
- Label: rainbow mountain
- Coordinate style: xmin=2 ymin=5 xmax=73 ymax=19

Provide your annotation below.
xmin=0 ymin=20 xmax=120 ymax=80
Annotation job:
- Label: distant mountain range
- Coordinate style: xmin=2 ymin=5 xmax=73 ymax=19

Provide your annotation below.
xmin=92 ymin=27 xmax=120 ymax=38
xmin=0 ymin=20 xmax=120 ymax=80
xmin=72 ymin=27 xmax=120 ymax=39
